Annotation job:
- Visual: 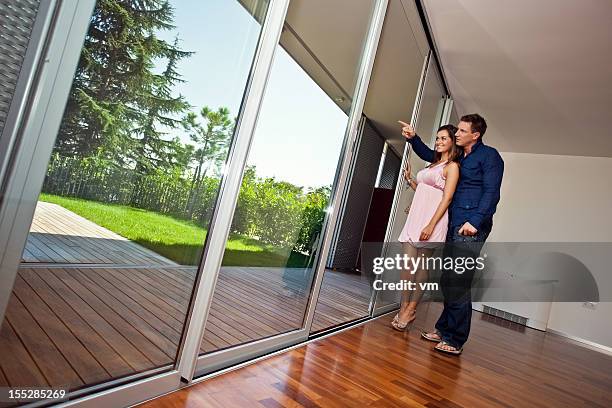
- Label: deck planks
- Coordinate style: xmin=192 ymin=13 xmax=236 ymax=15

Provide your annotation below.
xmin=11 ymin=275 xmax=109 ymax=385
xmin=0 ymin=265 xmax=371 ymax=393
xmin=4 ymin=295 xmax=83 ymax=387
xmin=32 ymin=268 xmax=156 ymax=372
xmin=25 ymin=202 xmax=174 ymax=265
xmin=0 ymin=201 xmax=373 ymax=397
xmin=16 ymin=268 xmax=135 ymax=378
xmin=0 ymin=320 xmax=50 ymax=388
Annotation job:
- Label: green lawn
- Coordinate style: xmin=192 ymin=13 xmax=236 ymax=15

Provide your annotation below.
xmin=39 ymin=194 xmax=309 ymax=267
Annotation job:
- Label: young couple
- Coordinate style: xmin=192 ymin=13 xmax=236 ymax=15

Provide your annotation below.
xmin=391 ymin=113 xmax=504 ymax=356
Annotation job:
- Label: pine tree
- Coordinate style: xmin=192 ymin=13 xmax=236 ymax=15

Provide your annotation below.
xmin=56 ymin=0 xmax=191 ymax=169
xmin=131 ymin=36 xmax=191 ymax=174
xmin=182 ymin=106 xmax=234 ymax=216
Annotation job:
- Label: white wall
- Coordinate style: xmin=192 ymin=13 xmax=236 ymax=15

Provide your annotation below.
xmin=487 ymin=151 xmax=612 ymax=348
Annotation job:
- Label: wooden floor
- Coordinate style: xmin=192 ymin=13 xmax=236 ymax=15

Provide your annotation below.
xmin=140 ymin=303 xmax=612 ymax=408
xmin=0 ymin=203 xmax=371 ymax=395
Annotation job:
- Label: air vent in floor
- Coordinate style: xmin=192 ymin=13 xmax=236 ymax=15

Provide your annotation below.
xmin=482 ymin=305 xmax=528 ymax=326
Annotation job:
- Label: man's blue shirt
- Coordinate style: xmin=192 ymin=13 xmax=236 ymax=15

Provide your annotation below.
xmin=407 ymin=135 xmax=504 ymax=231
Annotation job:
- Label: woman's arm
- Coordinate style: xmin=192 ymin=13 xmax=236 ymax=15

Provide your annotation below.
xmin=403 ymin=161 xmax=417 ymax=190
xmin=399 ymin=121 xmax=435 ymax=163
xmin=406 ymin=178 xmax=417 ymax=190
xmin=420 ymin=162 xmax=459 ymax=240
xmin=404 ymin=171 xmax=417 ymax=191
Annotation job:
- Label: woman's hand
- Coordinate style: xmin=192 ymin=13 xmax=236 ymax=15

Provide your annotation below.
xmin=403 ymin=161 xmax=412 ymax=181
xmin=403 ymin=169 xmax=411 ymax=182
xmin=420 ymin=223 xmax=435 ymax=241
xmin=398 ymin=120 xmax=416 ymax=139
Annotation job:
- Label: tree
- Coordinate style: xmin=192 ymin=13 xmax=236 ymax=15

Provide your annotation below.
xmin=182 ymin=106 xmax=234 ymax=216
xmin=295 ymin=186 xmax=331 ymax=253
xmin=131 ymin=36 xmax=192 ymax=175
xmin=56 ymin=0 xmax=191 ymax=167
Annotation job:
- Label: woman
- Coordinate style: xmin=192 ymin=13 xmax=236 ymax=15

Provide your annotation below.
xmin=391 ymin=123 xmax=460 ymax=331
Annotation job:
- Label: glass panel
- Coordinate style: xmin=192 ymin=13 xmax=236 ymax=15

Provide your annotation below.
xmin=310 ymin=118 xmax=383 ymax=332
xmin=374 ymin=62 xmax=446 ymax=312
xmin=0 ymin=0 xmax=268 ymax=403
xmin=200 ymin=0 xmax=375 ymax=354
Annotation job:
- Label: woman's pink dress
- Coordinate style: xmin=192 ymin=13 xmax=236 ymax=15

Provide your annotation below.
xmin=398 ymin=161 xmax=448 ymax=247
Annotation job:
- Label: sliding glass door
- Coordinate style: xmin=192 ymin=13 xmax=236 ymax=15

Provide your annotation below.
xmin=0 ymin=0 xmax=270 ymax=404
xmin=0 ymin=0 xmax=389 ymax=404
xmin=198 ymin=0 xmax=377 ymax=357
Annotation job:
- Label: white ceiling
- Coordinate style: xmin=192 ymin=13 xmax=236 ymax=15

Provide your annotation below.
xmin=423 ymin=0 xmax=612 ymax=157
xmin=243 ymin=0 xmax=612 ymax=157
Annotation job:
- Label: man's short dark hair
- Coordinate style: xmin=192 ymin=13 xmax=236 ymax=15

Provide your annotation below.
xmin=460 ymin=113 xmax=487 ymax=138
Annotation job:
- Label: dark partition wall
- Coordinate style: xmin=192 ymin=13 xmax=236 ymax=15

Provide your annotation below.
xmin=378 ymin=146 xmax=401 ymax=189
xmin=328 ymin=118 xmax=384 ymax=271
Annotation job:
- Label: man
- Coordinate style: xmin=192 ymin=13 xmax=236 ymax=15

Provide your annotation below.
xmin=400 ymin=114 xmax=504 ymax=355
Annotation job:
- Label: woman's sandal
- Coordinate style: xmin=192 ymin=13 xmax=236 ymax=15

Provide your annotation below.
xmin=420 ymin=330 xmax=442 ymax=342
xmin=391 ymin=310 xmax=416 ymax=331
xmin=434 ymin=341 xmax=463 ymax=355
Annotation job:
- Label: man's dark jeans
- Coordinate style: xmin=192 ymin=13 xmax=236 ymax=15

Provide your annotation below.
xmin=434 ymin=224 xmax=490 ymax=349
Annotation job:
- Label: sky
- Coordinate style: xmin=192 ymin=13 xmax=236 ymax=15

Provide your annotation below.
xmin=158 ymin=0 xmax=349 ymax=189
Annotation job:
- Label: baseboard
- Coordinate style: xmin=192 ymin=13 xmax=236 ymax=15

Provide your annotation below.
xmin=547 ymin=329 xmax=612 ymax=356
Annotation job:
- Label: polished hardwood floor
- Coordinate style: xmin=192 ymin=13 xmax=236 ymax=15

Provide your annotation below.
xmin=140 ymin=303 xmax=612 ymax=408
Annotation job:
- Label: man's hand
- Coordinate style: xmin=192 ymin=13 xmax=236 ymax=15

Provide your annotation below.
xmin=458 ymin=222 xmax=478 ymax=236
xmin=398 ymin=120 xmax=416 ymax=139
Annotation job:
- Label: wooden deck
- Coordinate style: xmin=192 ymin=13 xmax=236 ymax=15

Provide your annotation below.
xmin=0 ymin=202 xmax=372 ymax=396
xmin=24 ymin=202 xmax=174 ymax=265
